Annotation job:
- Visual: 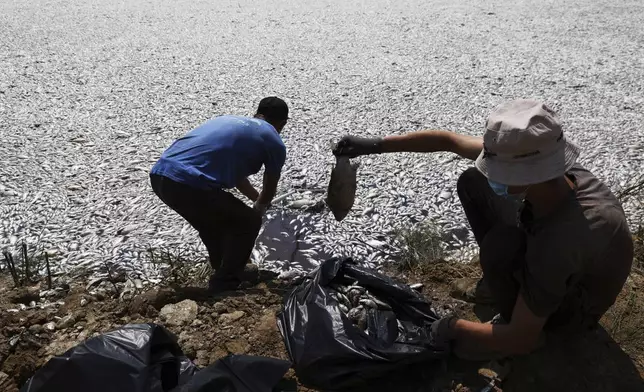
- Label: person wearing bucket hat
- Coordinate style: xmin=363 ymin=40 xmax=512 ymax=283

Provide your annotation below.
xmin=333 ymin=99 xmax=633 ymax=358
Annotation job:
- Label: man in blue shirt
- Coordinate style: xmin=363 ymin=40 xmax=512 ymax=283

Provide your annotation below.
xmin=150 ymin=97 xmax=288 ymax=293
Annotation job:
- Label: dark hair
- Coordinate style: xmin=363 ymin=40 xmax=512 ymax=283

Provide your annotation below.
xmin=256 ymin=97 xmax=289 ymax=124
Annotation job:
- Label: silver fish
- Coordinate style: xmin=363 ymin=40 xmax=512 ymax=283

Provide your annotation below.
xmin=326 ymin=153 xmax=358 ymax=221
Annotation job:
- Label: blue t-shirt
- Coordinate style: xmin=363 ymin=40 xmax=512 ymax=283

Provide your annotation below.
xmin=151 ymin=115 xmax=286 ymax=190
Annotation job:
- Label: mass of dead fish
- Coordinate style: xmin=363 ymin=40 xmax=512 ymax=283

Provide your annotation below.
xmin=326 ymin=281 xmax=424 ymax=332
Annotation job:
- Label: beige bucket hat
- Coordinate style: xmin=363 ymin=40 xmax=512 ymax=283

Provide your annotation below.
xmin=475 ymin=99 xmax=580 ymax=186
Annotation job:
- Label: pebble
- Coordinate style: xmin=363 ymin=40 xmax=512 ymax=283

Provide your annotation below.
xmin=219 ymin=311 xmax=246 ymax=324
xmin=29 ymin=324 xmax=44 ymax=334
xmin=43 ymin=322 xmax=56 ymax=332
xmin=213 ymin=302 xmax=228 ymax=314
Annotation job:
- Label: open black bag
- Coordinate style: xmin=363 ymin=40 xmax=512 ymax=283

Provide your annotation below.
xmin=21 ymin=323 xmax=197 ymax=392
xmin=277 ymin=257 xmax=447 ymax=390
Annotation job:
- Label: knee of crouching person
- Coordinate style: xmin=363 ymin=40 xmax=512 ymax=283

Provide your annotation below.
xmin=480 ymin=226 xmax=526 ymax=272
xmin=456 ymin=167 xmax=486 ymax=197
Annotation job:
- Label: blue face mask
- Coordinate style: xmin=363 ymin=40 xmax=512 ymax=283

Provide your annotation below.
xmin=488 ymin=179 xmax=529 ymax=202
xmin=487 ymin=179 xmax=509 ymax=197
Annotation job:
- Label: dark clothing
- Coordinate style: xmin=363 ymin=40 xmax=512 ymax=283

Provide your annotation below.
xmin=150 ymin=174 xmax=261 ymax=284
xmin=457 ymin=166 xmax=633 ymax=330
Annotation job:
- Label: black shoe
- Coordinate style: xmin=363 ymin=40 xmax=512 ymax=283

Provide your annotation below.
xmin=238 ymin=264 xmax=260 ymax=284
xmin=208 ymin=275 xmax=240 ymax=295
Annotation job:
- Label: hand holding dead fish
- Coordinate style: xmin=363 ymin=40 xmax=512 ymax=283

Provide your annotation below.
xmin=332 ymin=135 xmax=384 ymax=158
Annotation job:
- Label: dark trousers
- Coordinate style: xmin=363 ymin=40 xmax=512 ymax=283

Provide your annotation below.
xmin=456 ymin=168 xmax=589 ymax=330
xmin=150 ymin=174 xmax=261 ymax=283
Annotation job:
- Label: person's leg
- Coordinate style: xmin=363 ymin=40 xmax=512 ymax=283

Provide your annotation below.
xmin=452 ymin=168 xmax=521 ymax=304
xmin=479 ymin=225 xmax=526 ymax=321
xmin=149 ymin=174 xmax=225 ymax=272
xmin=456 ymin=168 xmax=518 ymax=246
xmin=210 ymin=191 xmax=262 ymax=285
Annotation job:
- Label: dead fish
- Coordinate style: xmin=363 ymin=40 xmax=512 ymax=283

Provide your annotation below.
xmin=409 ymin=283 xmax=424 ymax=292
xmin=359 ymin=298 xmax=378 ymax=309
xmin=287 ymin=199 xmax=316 ymax=209
xmin=326 ymin=152 xmax=359 ymax=222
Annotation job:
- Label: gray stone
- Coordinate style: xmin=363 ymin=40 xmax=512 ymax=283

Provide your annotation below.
xmin=225 ymin=338 xmax=250 ymax=354
xmin=28 ymin=324 xmax=44 ymax=334
xmin=219 ymin=311 xmax=245 ymax=324
xmin=159 ymin=300 xmax=199 ymax=326
xmin=58 ymin=314 xmax=77 ymax=329
xmin=213 ymin=302 xmax=228 ymax=314
xmin=43 ymin=322 xmax=56 ymax=332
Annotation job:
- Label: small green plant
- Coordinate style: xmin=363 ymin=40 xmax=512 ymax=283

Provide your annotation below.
xmin=394 ymin=221 xmax=446 ymax=271
xmin=147 ymin=246 xmax=208 ymax=286
xmin=2 ymin=242 xmax=51 ymax=288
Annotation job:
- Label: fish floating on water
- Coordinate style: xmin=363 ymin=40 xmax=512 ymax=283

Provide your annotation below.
xmin=326 ymin=150 xmax=359 ymax=221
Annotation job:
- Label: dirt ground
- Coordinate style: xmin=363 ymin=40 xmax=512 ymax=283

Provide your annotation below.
xmin=1 ymin=261 xmax=643 ymax=392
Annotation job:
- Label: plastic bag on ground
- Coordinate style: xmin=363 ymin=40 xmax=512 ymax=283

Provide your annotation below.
xmin=174 ymin=354 xmax=291 ymax=392
xmin=21 ymin=323 xmax=197 ymax=392
xmin=277 ymin=257 xmax=446 ymax=390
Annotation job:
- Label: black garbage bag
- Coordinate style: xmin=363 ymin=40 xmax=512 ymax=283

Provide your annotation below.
xmin=277 ymin=257 xmax=446 ymax=390
xmin=175 ymin=354 xmax=292 ymax=392
xmin=21 ymin=323 xmax=197 ymax=392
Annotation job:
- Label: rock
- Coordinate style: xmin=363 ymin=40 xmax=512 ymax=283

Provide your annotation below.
xmin=182 ymin=343 xmax=197 ymax=359
xmin=225 ymin=338 xmax=250 ymax=354
xmin=28 ymin=324 xmax=44 ymax=334
xmin=57 ymin=314 xmax=77 ymax=329
xmin=219 ymin=311 xmax=245 ymax=324
xmin=210 ymin=347 xmax=229 ymax=363
xmin=43 ymin=322 xmax=56 ymax=332
xmin=255 ymin=309 xmax=277 ymax=335
xmin=0 ymin=371 xmax=10 ymax=389
xmin=213 ymin=302 xmax=228 ymax=314
xmin=191 ymin=319 xmax=203 ymax=327
xmin=129 ymin=288 xmax=178 ymax=313
xmin=196 ymin=350 xmax=209 ymax=366
xmin=159 ymin=300 xmax=199 ymax=326
xmin=80 ymin=297 xmax=88 ymax=307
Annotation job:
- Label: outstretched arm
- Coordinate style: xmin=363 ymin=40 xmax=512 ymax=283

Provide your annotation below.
xmin=381 ymin=130 xmax=482 ymax=160
xmin=333 ymin=130 xmax=483 ymax=161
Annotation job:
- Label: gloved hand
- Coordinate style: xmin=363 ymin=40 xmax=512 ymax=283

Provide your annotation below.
xmin=332 ymin=135 xmax=384 ymax=158
xmin=429 ymin=315 xmax=457 ymax=353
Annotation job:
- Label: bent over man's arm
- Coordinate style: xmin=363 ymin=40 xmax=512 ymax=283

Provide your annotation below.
xmin=236 ymin=177 xmax=259 ymax=202
xmin=256 ymin=171 xmax=279 ymax=208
